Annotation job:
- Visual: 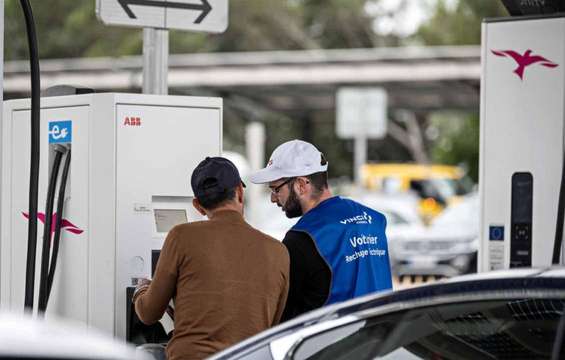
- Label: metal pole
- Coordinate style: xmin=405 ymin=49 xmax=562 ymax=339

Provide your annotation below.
xmin=0 ymin=0 xmax=4 ymax=289
xmin=142 ymin=28 xmax=168 ymax=95
xmin=354 ymin=134 xmax=367 ymax=187
xmin=246 ymin=122 xmax=266 ymax=226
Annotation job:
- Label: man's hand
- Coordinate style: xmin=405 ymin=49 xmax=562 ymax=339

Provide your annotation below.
xmin=132 ymin=278 xmax=152 ymax=303
xmin=136 ymin=278 xmax=152 ymax=287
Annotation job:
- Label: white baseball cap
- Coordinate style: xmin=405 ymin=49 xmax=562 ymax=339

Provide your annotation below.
xmin=249 ymin=140 xmax=328 ymax=184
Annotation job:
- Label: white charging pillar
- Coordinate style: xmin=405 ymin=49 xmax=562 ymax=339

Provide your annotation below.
xmin=479 ymin=16 xmax=565 ymax=271
xmin=1 ymin=93 xmax=222 ymax=338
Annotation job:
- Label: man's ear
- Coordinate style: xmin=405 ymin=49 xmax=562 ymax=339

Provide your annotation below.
xmin=236 ymin=183 xmax=244 ymax=204
xmin=296 ymin=177 xmax=310 ymax=195
xmin=192 ymin=198 xmax=207 ymax=216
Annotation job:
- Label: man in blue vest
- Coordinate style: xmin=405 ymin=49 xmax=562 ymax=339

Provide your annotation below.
xmin=250 ymin=139 xmax=392 ymax=321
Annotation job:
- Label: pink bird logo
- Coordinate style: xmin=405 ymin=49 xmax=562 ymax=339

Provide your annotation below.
xmin=491 ymin=49 xmax=559 ymax=80
xmin=22 ymin=212 xmax=84 ymax=235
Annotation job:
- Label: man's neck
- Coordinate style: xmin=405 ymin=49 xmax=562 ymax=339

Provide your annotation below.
xmin=206 ymin=203 xmax=242 ymax=219
xmin=301 ymin=189 xmax=333 ymax=215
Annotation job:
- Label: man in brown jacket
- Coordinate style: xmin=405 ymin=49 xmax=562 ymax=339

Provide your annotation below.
xmin=134 ymin=157 xmax=290 ymax=360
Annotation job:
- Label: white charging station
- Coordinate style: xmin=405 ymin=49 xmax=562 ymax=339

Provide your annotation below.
xmin=479 ymin=15 xmax=565 ymax=271
xmin=1 ymin=93 xmax=222 ymax=338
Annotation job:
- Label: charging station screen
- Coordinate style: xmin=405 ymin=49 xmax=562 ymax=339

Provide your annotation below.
xmin=154 ymin=209 xmax=188 ymax=233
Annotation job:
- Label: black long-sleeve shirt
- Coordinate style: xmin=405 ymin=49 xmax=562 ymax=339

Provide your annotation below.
xmin=280 ymin=230 xmax=331 ymax=322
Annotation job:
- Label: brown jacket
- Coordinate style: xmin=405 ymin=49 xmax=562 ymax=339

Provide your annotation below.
xmin=135 ymin=210 xmax=289 ymax=360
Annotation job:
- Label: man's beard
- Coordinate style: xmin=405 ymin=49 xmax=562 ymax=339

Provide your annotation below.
xmin=283 ymin=185 xmax=303 ymax=218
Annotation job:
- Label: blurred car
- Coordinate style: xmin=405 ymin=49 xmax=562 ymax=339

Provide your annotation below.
xmin=354 ymin=192 xmax=427 ymax=262
xmin=209 ymin=268 xmax=565 ymax=360
xmin=361 ymin=163 xmax=475 ymax=224
xmin=254 ymin=191 xmax=425 ymax=242
xmin=0 ymin=312 xmax=150 ymax=360
xmin=392 ymin=193 xmax=479 ymax=282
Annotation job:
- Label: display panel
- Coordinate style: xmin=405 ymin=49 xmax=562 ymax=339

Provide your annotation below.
xmin=154 ymin=209 xmax=187 ymax=233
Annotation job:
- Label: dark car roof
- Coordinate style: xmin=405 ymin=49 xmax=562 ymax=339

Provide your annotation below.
xmin=210 ymin=267 xmax=565 ymax=359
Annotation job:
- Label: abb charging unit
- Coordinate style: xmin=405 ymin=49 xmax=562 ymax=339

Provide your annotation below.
xmin=1 ymin=93 xmax=222 ymax=338
xmin=479 ymin=15 xmax=565 ymax=271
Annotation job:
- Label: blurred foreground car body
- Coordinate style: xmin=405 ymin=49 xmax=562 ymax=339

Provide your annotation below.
xmin=209 ymin=268 xmax=565 ymax=360
xmin=0 ymin=312 xmax=150 ymax=360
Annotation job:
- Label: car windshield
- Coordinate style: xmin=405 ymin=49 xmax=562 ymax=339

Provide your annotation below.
xmin=410 ymin=177 xmax=473 ymax=203
xmin=292 ymin=298 xmax=565 ymax=360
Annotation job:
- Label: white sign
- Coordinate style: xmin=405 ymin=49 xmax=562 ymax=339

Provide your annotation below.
xmin=336 ymin=87 xmax=388 ymax=139
xmin=96 ymin=0 xmax=228 ymax=33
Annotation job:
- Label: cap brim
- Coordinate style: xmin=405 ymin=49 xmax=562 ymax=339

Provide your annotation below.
xmin=249 ymin=167 xmax=287 ymax=184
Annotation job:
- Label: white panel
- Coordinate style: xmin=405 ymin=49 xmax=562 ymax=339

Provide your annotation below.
xmin=97 ymin=0 xmax=228 ymax=33
xmin=88 ymin=94 xmax=118 ymax=335
xmin=336 ymin=87 xmax=387 ymax=139
xmin=41 ymin=106 xmax=90 ymax=324
xmin=8 ymin=109 xmax=51 ymax=313
xmin=4 ymin=108 xmax=34 ymax=311
xmin=480 ymin=17 xmax=565 ymax=271
xmin=97 ymin=0 xmax=166 ymax=28
xmin=2 ymin=105 xmax=90 ymax=319
xmin=165 ymin=0 xmax=229 ymax=33
xmin=2 ymin=93 xmax=223 ymax=340
xmin=115 ymin=102 xmax=221 ymax=337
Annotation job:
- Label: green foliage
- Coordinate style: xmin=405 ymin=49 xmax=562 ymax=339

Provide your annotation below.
xmin=5 ymin=0 xmax=380 ymax=58
xmin=414 ymin=0 xmax=507 ymax=182
xmin=416 ymin=0 xmax=507 ymax=45
xmin=5 ymin=0 xmax=142 ymax=60
xmin=303 ymin=0 xmax=378 ymax=48
xmin=429 ymin=113 xmax=479 ymax=181
xmin=216 ymin=0 xmax=311 ymax=51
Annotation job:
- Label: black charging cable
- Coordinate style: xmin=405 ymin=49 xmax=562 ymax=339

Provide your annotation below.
xmin=552 ymin=154 xmax=565 ymax=264
xmin=552 ymin=307 xmax=565 ymax=360
xmin=44 ymin=149 xmax=72 ymax=307
xmin=38 ymin=145 xmax=66 ymax=313
xmin=19 ymin=0 xmax=41 ymax=312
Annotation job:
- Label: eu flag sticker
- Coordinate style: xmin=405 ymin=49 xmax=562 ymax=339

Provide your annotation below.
xmin=48 ymin=121 xmax=72 ymax=144
xmin=489 ymin=225 xmax=504 ymax=241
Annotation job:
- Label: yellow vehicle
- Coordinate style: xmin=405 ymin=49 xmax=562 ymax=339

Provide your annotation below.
xmin=361 ymin=163 xmax=474 ymax=224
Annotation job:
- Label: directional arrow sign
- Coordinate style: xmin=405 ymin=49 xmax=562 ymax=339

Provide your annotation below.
xmin=96 ymin=0 xmax=228 ymax=33
xmin=118 ymin=0 xmax=211 ymax=23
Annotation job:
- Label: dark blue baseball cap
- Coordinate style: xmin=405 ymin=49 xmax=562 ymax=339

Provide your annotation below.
xmin=191 ymin=157 xmax=245 ymax=198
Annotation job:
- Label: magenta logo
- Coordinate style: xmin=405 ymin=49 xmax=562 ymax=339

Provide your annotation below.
xmin=22 ymin=212 xmax=84 ymax=235
xmin=491 ymin=49 xmax=559 ymax=80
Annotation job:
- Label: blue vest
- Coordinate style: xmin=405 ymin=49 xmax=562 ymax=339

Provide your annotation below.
xmin=291 ymin=196 xmax=392 ymax=305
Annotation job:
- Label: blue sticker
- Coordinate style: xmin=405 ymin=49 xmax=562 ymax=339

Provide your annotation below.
xmin=48 ymin=121 xmax=72 ymax=144
xmin=489 ymin=226 xmax=504 ymax=241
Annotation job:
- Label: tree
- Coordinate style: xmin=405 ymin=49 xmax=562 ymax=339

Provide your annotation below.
xmin=5 ymin=1 xmax=142 ymax=60
xmin=428 ymin=112 xmax=479 ymax=181
xmin=4 ymin=0 xmax=401 ymax=179
xmin=412 ymin=0 xmax=508 ymax=181
xmin=5 ymin=0 xmax=387 ymax=60
xmin=416 ymin=1 xmax=507 ymax=46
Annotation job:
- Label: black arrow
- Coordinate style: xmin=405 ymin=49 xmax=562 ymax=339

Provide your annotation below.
xmin=118 ymin=0 xmax=212 ymax=24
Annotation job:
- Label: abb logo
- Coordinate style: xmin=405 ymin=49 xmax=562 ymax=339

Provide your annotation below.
xmin=124 ymin=117 xmax=141 ymax=126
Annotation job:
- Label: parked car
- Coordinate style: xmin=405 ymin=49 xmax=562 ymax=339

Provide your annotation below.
xmin=209 ymin=268 xmax=565 ymax=360
xmin=360 ymin=163 xmax=475 ymax=224
xmin=254 ymin=191 xmax=425 ymax=243
xmin=0 ymin=312 xmax=150 ymax=360
xmin=354 ymin=192 xmax=427 ymax=263
xmin=392 ymin=193 xmax=479 ymax=282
